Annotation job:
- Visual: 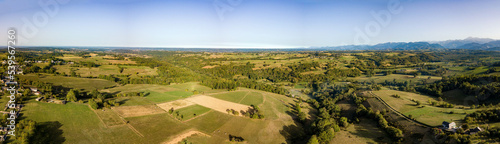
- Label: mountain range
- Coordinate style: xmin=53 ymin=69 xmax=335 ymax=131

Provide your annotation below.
xmin=314 ymin=37 xmax=500 ymax=51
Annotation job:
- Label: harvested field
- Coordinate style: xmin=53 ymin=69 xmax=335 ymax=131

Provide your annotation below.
xmin=157 ymin=99 xmax=195 ymax=111
xmin=112 ymin=105 xmax=165 ymax=118
xmin=185 ymin=95 xmax=251 ymax=116
xmin=202 ymin=65 xmax=217 ymax=69
xmin=162 ymin=130 xmax=209 ymax=144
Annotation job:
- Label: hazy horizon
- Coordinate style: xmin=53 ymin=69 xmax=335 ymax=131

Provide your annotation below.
xmin=1 ymin=0 xmax=500 ymax=48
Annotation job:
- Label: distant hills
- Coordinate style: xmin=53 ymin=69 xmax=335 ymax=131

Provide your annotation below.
xmin=313 ymin=37 xmax=500 ymax=51
xmin=431 ymin=37 xmax=495 ymax=48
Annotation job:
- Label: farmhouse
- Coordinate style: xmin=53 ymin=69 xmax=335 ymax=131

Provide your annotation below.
xmin=34 ymin=91 xmax=42 ymax=96
xmin=442 ymin=121 xmax=457 ymax=130
xmin=35 ymin=97 xmax=44 ymax=101
xmin=467 ymin=127 xmax=483 ymax=135
xmin=30 ymin=87 xmax=38 ymax=92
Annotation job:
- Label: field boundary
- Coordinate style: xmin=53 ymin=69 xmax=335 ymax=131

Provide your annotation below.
xmin=126 ymin=123 xmax=145 ymax=137
xmin=116 ymin=114 xmax=145 ymax=137
xmin=90 ymin=105 xmax=109 ymax=128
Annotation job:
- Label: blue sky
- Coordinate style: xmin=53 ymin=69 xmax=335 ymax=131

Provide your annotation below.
xmin=1 ymin=0 xmax=499 ymax=48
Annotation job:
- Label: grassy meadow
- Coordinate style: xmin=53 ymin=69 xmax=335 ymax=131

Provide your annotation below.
xmin=372 ymin=89 xmax=477 ymax=126
xmin=19 ymin=73 xmax=117 ymax=91
xmin=20 ymin=81 xmax=301 ymax=143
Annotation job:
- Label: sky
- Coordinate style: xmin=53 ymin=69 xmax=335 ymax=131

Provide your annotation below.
xmin=1 ymin=0 xmax=500 ymax=48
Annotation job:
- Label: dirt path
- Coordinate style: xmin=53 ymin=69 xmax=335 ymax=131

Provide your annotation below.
xmin=237 ymin=91 xmax=251 ymax=103
xmin=126 ymin=123 xmax=145 ymax=137
xmin=162 ymin=130 xmax=209 ymax=144
xmin=90 ymin=106 xmax=109 ymax=128
xmin=183 ymin=110 xmax=213 ymax=122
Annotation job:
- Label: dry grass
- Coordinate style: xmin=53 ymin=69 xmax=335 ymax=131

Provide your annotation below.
xmin=202 ymin=65 xmax=217 ymax=69
xmin=184 ymin=95 xmax=251 ymax=116
xmin=157 ymin=99 xmax=195 ymax=111
xmin=112 ymin=105 xmax=165 ymax=118
xmin=162 ymin=129 xmax=209 ymax=144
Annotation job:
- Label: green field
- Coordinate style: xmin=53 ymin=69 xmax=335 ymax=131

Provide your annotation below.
xmin=54 ymin=65 xmax=157 ymax=78
xmin=125 ymin=113 xmax=190 ymax=143
xmin=113 ymin=96 xmax=154 ymax=106
xmin=209 ymin=90 xmax=264 ymax=106
xmin=167 ymin=82 xmax=226 ymax=94
xmin=372 ymin=89 xmax=476 ymax=126
xmin=143 ymin=91 xmax=182 ymax=103
xmin=19 ymin=74 xmax=117 ymax=91
xmin=101 ymin=84 xmax=177 ymax=94
xmin=346 ymin=74 xmax=442 ymax=83
xmin=446 ymin=66 xmax=490 ymax=75
xmin=209 ymin=91 xmax=248 ymax=103
xmin=175 ymin=104 xmax=211 ymax=121
xmin=21 ymin=101 xmax=142 ymax=144
xmin=20 ymin=81 xmax=300 ymax=143
xmin=143 ymin=90 xmax=194 ymax=103
xmin=57 ymin=54 xmax=136 ymax=65
xmin=94 ymin=108 xmax=125 ymax=127
xmin=240 ymin=92 xmax=264 ymax=106
xmin=101 ymin=83 xmax=208 ymax=104
xmin=331 ymin=118 xmax=392 ymax=144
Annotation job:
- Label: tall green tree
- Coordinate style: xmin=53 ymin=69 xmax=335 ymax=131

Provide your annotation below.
xmin=307 ymin=135 xmax=320 ymax=144
xmin=88 ymin=99 xmax=99 ymax=110
xmin=66 ymin=89 xmax=78 ymax=102
xmin=317 ymin=128 xmax=335 ymax=143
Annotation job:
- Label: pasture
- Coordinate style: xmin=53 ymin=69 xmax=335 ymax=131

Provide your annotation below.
xmin=113 ymin=96 xmax=155 ymax=106
xmin=331 ymin=118 xmax=392 ymax=144
xmin=112 ymin=105 xmax=165 ymax=118
xmin=175 ymin=104 xmax=212 ymax=121
xmin=180 ymin=95 xmax=251 ymax=116
xmin=93 ymin=108 xmax=125 ymax=127
xmin=57 ymin=54 xmax=135 ymax=65
xmin=372 ymin=89 xmax=476 ymax=126
xmin=21 ymin=101 xmax=142 ymax=143
xmin=208 ymin=90 xmax=264 ymax=106
xmin=19 ymin=74 xmax=117 ymax=91
xmin=346 ymin=74 xmax=442 ymax=83
xmin=53 ymin=65 xmax=157 ymax=78
xmin=21 ymin=78 xmax=302 ymax=143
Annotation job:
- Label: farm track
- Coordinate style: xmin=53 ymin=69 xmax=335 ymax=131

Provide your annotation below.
xmin=90 ymin=105 xmax=110 ymax=128
xmin=126 ymin=123 xmax=145 ymax=137
xmin=367 ymin=91 xmax=433 ymax=128
xmin=183 ymin=110 xmax=213 ymax=122
xmin=237 ymin=91 xmax=251 ymax=103
xmin=113 ymin=113 xmax=145 ymax=137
